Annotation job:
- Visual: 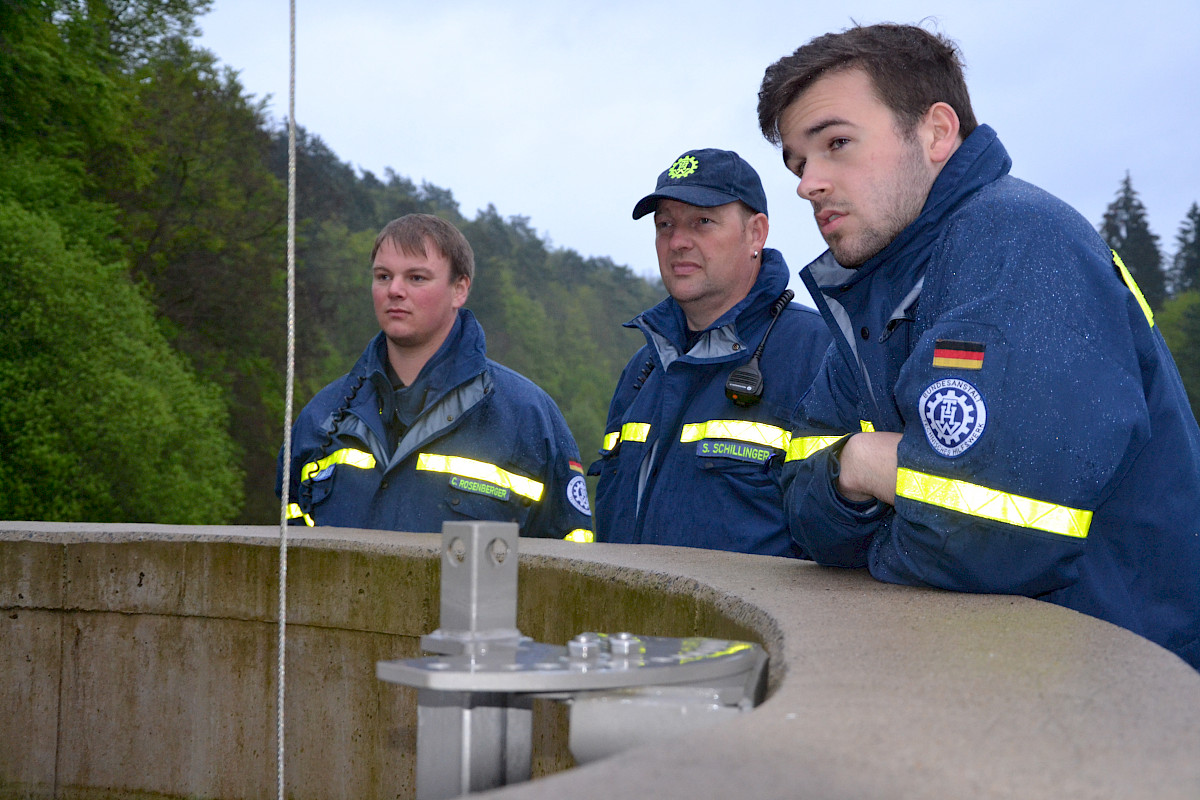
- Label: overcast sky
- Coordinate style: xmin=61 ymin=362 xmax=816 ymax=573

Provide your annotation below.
xmin=197 ymin=1 xmax=1200 ymax=301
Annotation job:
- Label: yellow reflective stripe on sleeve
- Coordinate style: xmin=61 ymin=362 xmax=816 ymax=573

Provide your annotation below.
xmin=784 ymin=435 xmax=844 ymax=462
xmin=602 ymin=431 xmax=620 ymax=451
xmin=621 ymin=422 xmax=651 ymax=443
xmin=1113 ymin=250 xmax=1154 ymax=328
xmin=286 ymin=503 xmax=314 ymax=527
xmin=564 ymin=529 xmax=594 ymax=543
xmin=860 ymin=420 xmax=875 ymax=432
xmin=416 ymin=453 xmax=544 ymax=502
xmin=678 ymin=420 xmax=791 ymax=450
xmin=895 ymin=467 xmax=1092 ymax=539
xmin=301 ymin=448 xmax=376 ymax=482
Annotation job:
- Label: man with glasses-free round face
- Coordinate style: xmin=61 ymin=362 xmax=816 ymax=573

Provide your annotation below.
xmin=759 ymin=23 xmax=1200 ymax=670
xmin=652 ymin=197 xmax=764 ymax=330
xmin=370 ymin=233 xmax=469 ymax=380
xmin=278 ymin=214 xmax=594 ymax=542
xmin=591 ymin=148 xmax=830 ymax=556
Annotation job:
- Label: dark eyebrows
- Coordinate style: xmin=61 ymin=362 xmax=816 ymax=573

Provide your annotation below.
xmin=805 ymin=116 xmax=853 ymax=139
xmin=783 ymin=116 xmax=855 ymax=170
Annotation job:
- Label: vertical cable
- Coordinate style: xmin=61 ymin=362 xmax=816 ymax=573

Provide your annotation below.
xmin=276 ymin=2 xmax=298 ymax=800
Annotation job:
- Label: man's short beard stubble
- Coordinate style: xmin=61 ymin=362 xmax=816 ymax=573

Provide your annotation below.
xmin=821 ymin=131 xmax=933 ymax=269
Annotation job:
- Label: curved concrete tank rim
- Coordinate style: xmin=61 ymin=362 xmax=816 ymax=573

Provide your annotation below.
xmin=2 ymin=521 xmax=1199 ymax=800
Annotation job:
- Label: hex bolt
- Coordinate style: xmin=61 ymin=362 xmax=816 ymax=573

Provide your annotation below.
xmin=609 ymin=632 xmax=641 ymax=656
xmin=567 ymin=632 xmax=607 ymax=660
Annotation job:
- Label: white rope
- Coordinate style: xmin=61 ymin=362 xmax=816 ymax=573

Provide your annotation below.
xmin=276 ymin=2 xmax=298 ymax=799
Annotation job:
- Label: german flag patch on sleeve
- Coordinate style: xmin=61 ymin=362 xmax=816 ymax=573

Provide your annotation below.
xmin=932 ymin=339 xmax=985 ymax=370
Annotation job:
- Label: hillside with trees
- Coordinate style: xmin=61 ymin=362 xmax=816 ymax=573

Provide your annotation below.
xmin=0 ymin=0 xmax=661 ymax=524
xmin=5 ymin=1 xmax=1199 ymax=527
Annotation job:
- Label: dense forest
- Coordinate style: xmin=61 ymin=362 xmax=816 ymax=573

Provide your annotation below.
xmin=0 ymin=0 xmax=661 ymax=524
xmin=2 ymin=1 xmax=1199 ymax=526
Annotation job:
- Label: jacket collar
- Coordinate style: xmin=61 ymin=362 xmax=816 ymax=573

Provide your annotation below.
xmin=356 ymin=309 xmax=488 ymax=392
xmin=341 ymin=309 xmax=491 ymax=467
xmin=349 ymin=309 xmax=489 ymax=427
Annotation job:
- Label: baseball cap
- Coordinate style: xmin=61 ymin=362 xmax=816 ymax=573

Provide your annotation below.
xmin=632 ymin=148 xmax=768 ymax=220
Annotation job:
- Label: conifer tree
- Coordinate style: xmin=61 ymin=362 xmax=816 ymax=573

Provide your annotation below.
xmin=1100 ymin=173 xmax=1166 ymax=309
xmin=1170 ymin=202 xmax=1200 ymax=295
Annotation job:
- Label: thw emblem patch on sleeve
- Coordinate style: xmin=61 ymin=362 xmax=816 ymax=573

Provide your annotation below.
xmin=919 ymin=378 xmax=987 ymax=457
xmin=567 ymin=475 xmax=591 ymax=515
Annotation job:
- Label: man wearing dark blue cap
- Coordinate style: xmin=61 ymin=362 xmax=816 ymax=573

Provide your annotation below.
xmin=589 ymin=148 xmax=830 ymax=555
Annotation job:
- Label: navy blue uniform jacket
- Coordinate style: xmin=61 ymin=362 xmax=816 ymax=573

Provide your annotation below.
xmin=277 ymin=310 xmax=593 ymax=539
xmin=593 ymin=249 xmax=830 ymax=555
xmin=782 ymin=125 xmax=1200 ymax=669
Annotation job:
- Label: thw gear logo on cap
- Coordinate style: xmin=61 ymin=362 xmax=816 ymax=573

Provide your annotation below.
xmin=668 ymin=155 xmax=699 ymax=179
xmin=919 ymin=378 xmax=987 ymax=457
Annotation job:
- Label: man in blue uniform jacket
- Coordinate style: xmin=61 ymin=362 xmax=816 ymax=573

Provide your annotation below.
xmin=758 ymin=24 xmax=1200 ymax=668
xmin=277 ymin=214 xmax=593 ymax=541
xmin=591 ymin=148 xmax=830 ymax=556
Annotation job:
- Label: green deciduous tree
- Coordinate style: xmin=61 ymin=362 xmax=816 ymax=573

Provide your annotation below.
xmin=0 ymin=198 xmax=242 ymax=522
xmin=0 ymin=0 xmax=132 ymax=189
xmin=61 ymin=0 xmax=213 ymax=70
xmin=108 ymin=40 xmax=288 ymax=522
xmin=291 ymin=219 xmax=378 ymax=397
xmin=2 ymin=0 xmax=668 ymax=524
xmin=1100 ymin=173 xmax=1166 ymax=310
xmin=1155 ymin=291 xmax=1200 ymax=421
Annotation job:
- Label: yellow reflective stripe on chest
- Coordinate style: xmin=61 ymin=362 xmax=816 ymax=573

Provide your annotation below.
xmin=416 ymin=453 xmax=544 ymax=502
xmin=679 ymin=420 xmax=791 ymax=450
xmin=785 ymin=435 xmax=844 ymax=462
xmin=895 ymin=467 xmax=1091 ymax=538
xmin=301 ymin=447 xmax=376 ymax=481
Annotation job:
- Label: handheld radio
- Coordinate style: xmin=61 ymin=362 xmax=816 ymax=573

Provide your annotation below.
xmin=725 ymin=289 xmax=793 ymax=407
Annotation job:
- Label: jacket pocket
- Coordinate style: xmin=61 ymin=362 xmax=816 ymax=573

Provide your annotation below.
xmin=695 ymin=455 xmax=775 ymax=489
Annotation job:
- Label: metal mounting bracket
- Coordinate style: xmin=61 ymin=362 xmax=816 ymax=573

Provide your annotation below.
xmin=377 ymin=521 xmax=767 ymax=800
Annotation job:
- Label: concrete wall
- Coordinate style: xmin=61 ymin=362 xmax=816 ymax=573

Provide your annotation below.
xmin=2 ymin=521 xmax=1199 ymax=800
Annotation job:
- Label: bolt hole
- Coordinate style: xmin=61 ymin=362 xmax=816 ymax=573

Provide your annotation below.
xmin=448 ymin=537 xmax=466 ymax=564
xmin=488 ymin=537 xmax=509 ymax=565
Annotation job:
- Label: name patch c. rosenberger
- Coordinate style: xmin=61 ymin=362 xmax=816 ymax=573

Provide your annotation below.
xmin=449 ymin=475 xmax=510 ymax=502
xmin=696 ymin=439 xmax=774 ymax=464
